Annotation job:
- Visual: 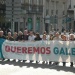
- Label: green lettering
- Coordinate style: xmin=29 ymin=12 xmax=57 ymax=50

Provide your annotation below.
xmin=60 ymin=48 xmax=65 ymax=55
xmin=72 ymin=48 xmax=75 ymax=55
xmin=53 ymin=47 xmax=59 ymax=55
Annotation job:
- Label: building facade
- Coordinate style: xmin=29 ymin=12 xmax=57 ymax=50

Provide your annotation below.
xmin=21 ymin=0 xmax=43 ymax=33
xmin=43 ymin=0 xmax=68 ymax=33
xmin=6 ymin=0 xmax=22 ymax=33
xmin=5 ymin=0 xmax=74 ymax=34
xmin=67 ymin=0 xmax=75 ymax=32
xmin=5 ymin=0 xmax=43 ymax=33
xmin=0 ymin=0 xmax=6 ymax=29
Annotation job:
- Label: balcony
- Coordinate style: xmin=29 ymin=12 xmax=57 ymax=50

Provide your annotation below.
xmin=67 ymin=5 xmax=74 ymax=12
xmin=67 ymin=8 xmax=74 ymax=15
xmin=21 ymin=3 xmax=43 ymax=14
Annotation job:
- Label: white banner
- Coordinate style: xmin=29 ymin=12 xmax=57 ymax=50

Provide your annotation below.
xmin=2 ymin=40 xmax=75 ymax=62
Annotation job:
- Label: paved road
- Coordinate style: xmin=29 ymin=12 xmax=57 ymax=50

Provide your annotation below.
xmin=0 ymin=60 xmax=75 ymax=75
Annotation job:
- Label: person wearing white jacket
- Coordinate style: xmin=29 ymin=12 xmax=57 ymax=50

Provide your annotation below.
xmin=28 ymin=31 xmax=35 ymax=41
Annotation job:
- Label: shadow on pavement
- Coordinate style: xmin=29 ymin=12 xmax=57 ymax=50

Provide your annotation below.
xmin=0 ymin=60 xmax=75 ymax=73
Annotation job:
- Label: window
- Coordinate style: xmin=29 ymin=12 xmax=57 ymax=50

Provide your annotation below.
xmin=40 ymin=0 xmax=43 ymax=5
xmin=51 ymin=1 xmax=54 ymax=9
xmin=63 ymin=11 xmax=65 ymax=15
xmin=51 ymin=10 xmax=54 ymax=15
xmin=21 ymin=0 xmax=24 ymax=3
xmin=56 ymin=1 xmax=59 ymax=9
xmin=21 ymin=0 xmax=29 ymax=4
xmin=12 ymin=0 xmax=14 ymax=2
xmin=14 ymin=22 xmax=18 ymax=32
xmin=29 ymin=0 xmax=32 ymax=4
xmin=50 ymin=15 xmax=54 ymax=24
xmin=37 ymin=0 xmax=40 ymax=5
xmin=56 ymin=10 xmax=58 ymax=15
xmin=37 ymin=0 xmax=43 ymax=5
xmin=28 ymin=0 xmax=32 ymax=11
xmin=63 ymin=2 xmax=65 ymax=10
xmin=46 ymin=0 xmax=49 ymax=10
xmin=46 ymin=9 xmax=49 ymax=15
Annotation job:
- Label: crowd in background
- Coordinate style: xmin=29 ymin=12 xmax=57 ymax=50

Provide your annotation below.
xmin=0 ymin=28 xmax=75 ymax=42
xmin=0 ymin=28 xmax=75 ymax=67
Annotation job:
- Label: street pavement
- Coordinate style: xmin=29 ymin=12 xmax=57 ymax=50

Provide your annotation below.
xmin=0 ymin=59 xmax=75 ymax=75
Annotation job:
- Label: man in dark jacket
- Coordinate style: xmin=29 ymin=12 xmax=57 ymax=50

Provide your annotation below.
xmin=22 ymin=30 xmax=29 ymax=41
xmin=16 ymin=31 xmax=23 ymax=41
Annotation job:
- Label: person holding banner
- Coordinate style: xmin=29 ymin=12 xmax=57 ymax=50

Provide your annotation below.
xmin=61 ymin=33 xmax=68 ymax=41
xmin=53 ymin=32 xmax=62 ymax=65
xmin=43 ymin=31 xmax=47 ymax=35
xmin=13 ymin=32 xmax=18 ymax=41
xmin=16 ymin=31 xmax=23 ymax=62
xmin=34 ymin=33 xmax=42 ymax=41
xmin=16 ymin=31 xmax=23 ymax=41
xmin=6 ymin=32 xmax=14 ymax=61
xmin=69 ymin=34 xmax=75 ymax=67
xmin=53 ymin=32 xmax=62 ymax=40
xmin=41 ymin=34 xmax=47 ymax=64
xmin=0 ymin=30 xmax=6 ymax=61
xmin=42 ymin=34 xmax=47 ymax=40
xmin=34 ymin=33 xmax=42 ymax=63
xmin=22 ymin=30 xmax=29 ymax=41
xmin=49 ymin=32 xmax=54 ymax=40
xmin=49 ymin=32 xmax=55 ymax=65
xmin=6 ymin=32 xmax=14 ymax=41
xmin=28 ymin=31 xmax=35 ymax=41
xmin=61 ymin=33 xmax=67 ymax=66
xmin=22 ymin=30 xmax=29 ymax=62
xmin=28 ymin=31 xmax=35 ymax=63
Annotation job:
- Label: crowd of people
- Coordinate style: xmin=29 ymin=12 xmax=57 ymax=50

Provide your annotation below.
xmin=0 ymin=28 xmax=75 ymax=67
xmin=0 ymin=28 xmax=74 ymax=41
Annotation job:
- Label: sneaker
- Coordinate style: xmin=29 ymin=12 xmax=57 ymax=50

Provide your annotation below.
xmin=13 ymin=59 xmax=16 ymax=62
xmin=49 ymin=62 xmax=52 ymax=65
xmin=23 ymin=60 xmax=26 ymax=62
xmin=70 ymin=62 xmax=73 ymax=67
xmin=2 ymin=58 xmax=5 ymax=61
xmin=7 ymin=59 xmax=10 ymax=61
xmin=42 ymin=61 xmax=45 ymax=64
xmin=30 ymin=60 xmax=33 ymax=63
xmin=63 ymin=62 xmax=66 ymax=66
xmin=55 ymin=62 xmax=59 ymax=65
xmin=36 ymin=61 xmax=38 ymax=64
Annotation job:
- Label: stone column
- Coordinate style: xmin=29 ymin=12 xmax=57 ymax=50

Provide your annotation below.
xmin=42 ymin=0 xmax=46 ymax=34
xmin=33 ymin=14 xmax=36 ymax=32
